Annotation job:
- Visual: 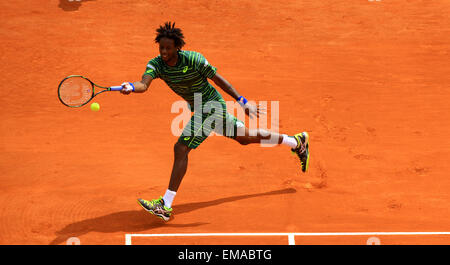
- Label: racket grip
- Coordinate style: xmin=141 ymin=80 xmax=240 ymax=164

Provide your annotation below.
xmin=110 ymin=86 xmax=123 ymax=91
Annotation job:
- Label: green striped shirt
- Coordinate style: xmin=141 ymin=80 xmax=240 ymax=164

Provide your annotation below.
xmin=143 ymin=50 xmax=221 ymax=108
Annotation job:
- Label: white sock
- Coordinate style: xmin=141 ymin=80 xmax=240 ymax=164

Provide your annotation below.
xmin=281 ymin=134 xmax=298 ymax=148
xmin=162 ymin=189 xmax=177 ymax=208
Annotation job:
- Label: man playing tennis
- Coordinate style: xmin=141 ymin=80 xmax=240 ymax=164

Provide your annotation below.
xmin=120 ymin=22 xmax=309 ymax=221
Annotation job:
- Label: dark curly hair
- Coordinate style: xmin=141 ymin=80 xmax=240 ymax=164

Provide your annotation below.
xmin=155 ymin=21 xmax=186 ymax=49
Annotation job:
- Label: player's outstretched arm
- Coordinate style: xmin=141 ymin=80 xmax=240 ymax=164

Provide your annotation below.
xmin=120 ymin=75 xmax=153 ymax=95
xmin=211 ymin=72 xmax=265 ymax=118
xmin=211 ymin=72 xmax=240 ymax=100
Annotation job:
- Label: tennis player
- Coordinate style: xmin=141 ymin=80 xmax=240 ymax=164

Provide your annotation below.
xmin=120 ymin=22 xmax=309 ymax=221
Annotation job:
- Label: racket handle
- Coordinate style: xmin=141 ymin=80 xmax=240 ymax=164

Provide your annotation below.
xmin=110 ymin=86 xmax=123 ymax=91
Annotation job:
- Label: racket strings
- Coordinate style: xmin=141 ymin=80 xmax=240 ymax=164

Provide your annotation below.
xmin=59 ymin=77 xmax=93 ymax=106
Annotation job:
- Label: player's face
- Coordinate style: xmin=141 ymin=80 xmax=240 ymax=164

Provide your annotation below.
xmin=159 ymin=37 xmax=178 ymax=63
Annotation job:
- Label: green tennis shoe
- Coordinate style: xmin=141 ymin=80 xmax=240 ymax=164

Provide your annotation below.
xmin=137 ymin=197 xmax=172 ymax=221
xmin=291 ymin=132 xmax=310 ymax=173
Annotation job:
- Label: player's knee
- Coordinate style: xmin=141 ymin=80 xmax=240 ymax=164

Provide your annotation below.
xmin=174 ymin=142 xmax=190 ymax=158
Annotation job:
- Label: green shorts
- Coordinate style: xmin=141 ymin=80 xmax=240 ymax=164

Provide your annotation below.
xmin=178 ymin=98 xmax=245 ymax=149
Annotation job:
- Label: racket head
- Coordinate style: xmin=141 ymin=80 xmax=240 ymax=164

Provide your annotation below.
xmin=58 ymin=75 xmax=95 ymax=107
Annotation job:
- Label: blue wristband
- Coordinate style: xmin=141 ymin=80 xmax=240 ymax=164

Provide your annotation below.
xmin=128 ymin=82 xmax=135 ymax=92
xmin=238 ymin=96 xmax=248 ymax=106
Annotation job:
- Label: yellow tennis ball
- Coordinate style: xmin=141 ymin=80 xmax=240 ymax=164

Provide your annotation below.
xmin=90 ymin=102 xmax=100 ymax=112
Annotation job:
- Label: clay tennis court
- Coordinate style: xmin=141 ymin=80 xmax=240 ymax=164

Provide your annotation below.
xmin=1 ymin=0 xmax=450 ymax=245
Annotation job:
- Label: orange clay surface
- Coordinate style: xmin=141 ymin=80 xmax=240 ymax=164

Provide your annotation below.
xmin=1 ymin=0 xmax=450 ymax=245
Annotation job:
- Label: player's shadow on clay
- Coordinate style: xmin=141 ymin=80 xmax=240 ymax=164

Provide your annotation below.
xmin=58 ymin=0 xmax=95 ymax=11
xmin=49 ymin=188 xmax=296 ymax=245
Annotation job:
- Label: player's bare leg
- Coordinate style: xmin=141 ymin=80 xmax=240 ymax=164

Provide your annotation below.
xmin=137 ymin=142 xmax=191 ymax=221
xmin=234 ymin=127 xmax=283 ymax=145
xmin=234 ymin=127 xmax=310 ymax=172
xmin=168 ymin=142 xmax=191 ymax=192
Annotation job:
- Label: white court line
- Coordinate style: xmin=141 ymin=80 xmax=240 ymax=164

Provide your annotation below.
xmin=125 ymin=232 xmax=450 ymax=245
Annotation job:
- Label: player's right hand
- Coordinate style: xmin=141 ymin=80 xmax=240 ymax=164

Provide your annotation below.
xmin=120 ymin=82 xmax=134 ymax=95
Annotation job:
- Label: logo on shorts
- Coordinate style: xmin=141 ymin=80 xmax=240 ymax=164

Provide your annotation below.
xmin=184 ymin=137 xmax=190 ymax=141
xmin=182 ymin=66 xmax=189 ymax=73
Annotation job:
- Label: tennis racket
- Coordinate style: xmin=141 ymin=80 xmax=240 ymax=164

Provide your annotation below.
xmin=58 ymin=75 xmax=123 ymax=108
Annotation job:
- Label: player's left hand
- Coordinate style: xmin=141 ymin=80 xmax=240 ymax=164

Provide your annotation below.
xmin=244 ymin=102 xmax=266 ymax=119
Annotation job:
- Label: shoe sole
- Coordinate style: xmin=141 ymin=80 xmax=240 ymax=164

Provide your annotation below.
xmin=137 ymin=199 xmax=170 ymax=221
xmin=303 ymin=132 xmax=310 ymax=173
